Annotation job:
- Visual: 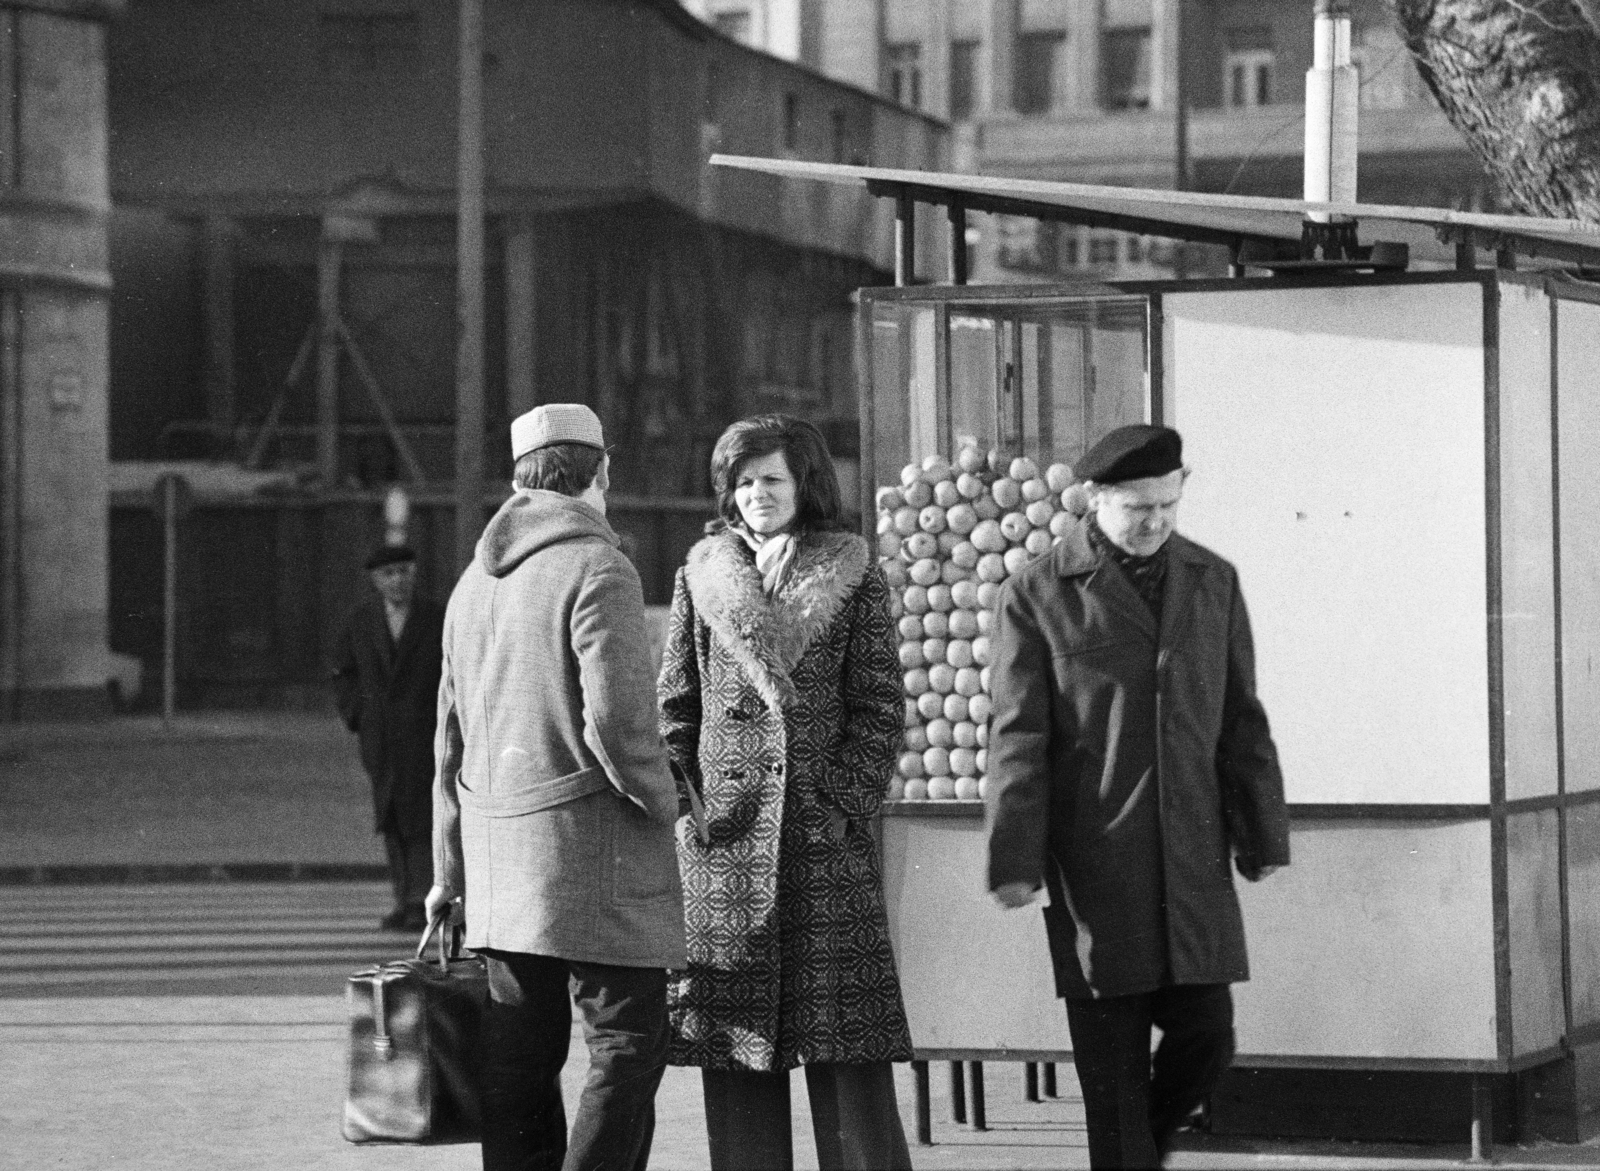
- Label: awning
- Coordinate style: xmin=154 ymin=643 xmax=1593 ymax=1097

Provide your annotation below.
xmin=710 ymin=155 xmax=1600 ymax=268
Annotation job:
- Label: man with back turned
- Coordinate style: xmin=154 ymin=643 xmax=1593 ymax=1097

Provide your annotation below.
xmin=985 ymin=424 xmax=1290 ymax=1169
xmin=426 ymin=403 xmax=684 ymax=1171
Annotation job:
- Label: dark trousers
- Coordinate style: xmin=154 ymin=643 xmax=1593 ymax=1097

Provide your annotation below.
xmin=379 ymin=799 xmax=435 ymax=921
xmin=1065 ymin=983 xmax=1235 ymax=1170
xmin=380 ymin=820 xmax=431 ymax=914
xmin=701 ymin=1062 xmax=912 ymax=1171
xmin=479 ymin=951 xmax=668 ymax=1171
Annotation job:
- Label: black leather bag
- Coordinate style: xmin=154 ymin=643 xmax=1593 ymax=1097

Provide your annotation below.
xmin=341 ymin=915 xmax=487 ymax=1144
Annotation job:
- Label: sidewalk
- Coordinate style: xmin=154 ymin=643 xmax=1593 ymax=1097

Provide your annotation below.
xmin=0 ymin=711 xmax=385 ymax=879
xmin=4 ymin=712 xmax=1600 ymax=1169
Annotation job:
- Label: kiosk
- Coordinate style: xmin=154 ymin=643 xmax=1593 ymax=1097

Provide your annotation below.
xmin=713 ymin=152 xmax=1600 ymax=1153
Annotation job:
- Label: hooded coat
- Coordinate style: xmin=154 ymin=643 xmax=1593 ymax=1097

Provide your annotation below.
xmin=432 ymin=489 xmax=685 ymax=969
xmin=985 ymin=518 xmax=1290 ymax=999
xmin=658 ymin=526 xmax=913 ymax=1071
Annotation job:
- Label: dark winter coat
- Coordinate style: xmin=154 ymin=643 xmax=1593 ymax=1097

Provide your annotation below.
xmin=658 ymin=527 xmax=914 ymax=1071
xmin=433 ymin=490 xmax=685 ymax=968
xmin=985 ymin=518 xmax=1290 ymax=1000
xmin=333 ymin=594 xmax=445 ymax=835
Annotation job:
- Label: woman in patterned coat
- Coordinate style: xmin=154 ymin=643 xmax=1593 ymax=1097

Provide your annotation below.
xmin=658 ymin=414 xmax=914 ymax=1171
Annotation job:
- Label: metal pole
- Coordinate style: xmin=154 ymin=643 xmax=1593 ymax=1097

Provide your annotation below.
xmin=162 ymin=475 xmax=177 ymax=723
xmin=316 ymin=240 xmax=343 ymax=486
xmin=0 ymin=291 xmax=19 ymax=722
xmin=455 ymin=0 xmax=486 ymax=575
xmin=1172 ymin=0 xmax=1189 ymax=279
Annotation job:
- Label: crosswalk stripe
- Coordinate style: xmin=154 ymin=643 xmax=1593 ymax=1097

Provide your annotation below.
xmin=0 ymin=881 xmax=426 ymax=996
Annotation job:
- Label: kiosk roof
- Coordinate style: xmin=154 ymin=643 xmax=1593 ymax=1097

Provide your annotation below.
xmin=710 ymin=154 xmax=1600 ymax=267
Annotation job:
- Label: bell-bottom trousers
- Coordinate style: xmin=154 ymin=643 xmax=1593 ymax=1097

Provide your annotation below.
xmin=700 ymin=1061 xmax=913 ymax=1171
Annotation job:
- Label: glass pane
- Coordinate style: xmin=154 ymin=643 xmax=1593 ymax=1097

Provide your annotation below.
xmin=949 ymin=314 xmax=997 ymax=452
xmin=870 ymin=305 xmax=905 ymax=491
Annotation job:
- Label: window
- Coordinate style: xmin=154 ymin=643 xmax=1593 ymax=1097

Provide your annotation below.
xmin=1224 ymin=49 xmax=1274 ymax=108
xmin=1014 ymin=31 xmax=1066 ymax=115
xmin=949 ymin=39 xmax=979 ymax=121
xmin=319 ymin=12 xmax=419 ymax=71
xmin=830 ymin=111 xmax=848 ymax=163
xmin=885 ymin=42 xmax=923 ymax=109
xmin=1100 ymin=27 xmax=1151 ymax=110
xmin=1222 ymin=27 xmax=1274 ymax=109
xmin=1088 ymin=235 xmax=1120 ymax=266
xmin=711 ymin=9 xmax=752 ymax=44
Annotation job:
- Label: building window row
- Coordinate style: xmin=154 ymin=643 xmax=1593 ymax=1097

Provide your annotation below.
xmin=879 ymin=24 xmax=1424 ymax=118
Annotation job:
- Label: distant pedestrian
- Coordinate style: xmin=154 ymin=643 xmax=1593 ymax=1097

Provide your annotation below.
xmin=658 ymin=414 xmax=914 ymax=1171
xmin=427 ymin=403 xmax=684 ymax=1171
xmin=332 ymin=543 xmax=444 ymax=933
xmin=986 ymin=424 xmax=1291 ymax=1170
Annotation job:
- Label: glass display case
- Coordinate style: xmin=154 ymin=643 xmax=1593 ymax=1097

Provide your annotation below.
xmin=860 ymin=288 xmax=1153 ymax=802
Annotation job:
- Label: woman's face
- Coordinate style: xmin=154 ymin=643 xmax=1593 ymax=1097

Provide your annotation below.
xmin=734 ymin=450 xmax=799 ymax=536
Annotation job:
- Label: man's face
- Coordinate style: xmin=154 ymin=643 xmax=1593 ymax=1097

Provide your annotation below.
xmin=370 ymin=561 xmax=416 ymax=608
xmin=1090 ymin=470 xmax=1184 ymax=557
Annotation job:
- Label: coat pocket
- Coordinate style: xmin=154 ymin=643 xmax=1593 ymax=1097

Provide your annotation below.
xmin=610 ymin=793 xmax=682 ymax=906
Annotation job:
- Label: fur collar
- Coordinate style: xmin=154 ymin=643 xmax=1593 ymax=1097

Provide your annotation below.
xmin=684 ymin=528 xmax=871 ymax=713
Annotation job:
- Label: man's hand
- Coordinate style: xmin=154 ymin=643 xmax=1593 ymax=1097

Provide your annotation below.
xmin=992 ymin=881 xmax=1039 ymax=909
xmin=424 ymin=884 xmax=460 ymax=925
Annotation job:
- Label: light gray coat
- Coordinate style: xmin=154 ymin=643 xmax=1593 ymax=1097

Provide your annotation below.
xmin=433 ymin=489 xmax=686 ymax=968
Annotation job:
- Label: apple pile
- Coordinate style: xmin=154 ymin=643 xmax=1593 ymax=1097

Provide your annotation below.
xmin=877 ymin=445 xmax=1089 ymax=802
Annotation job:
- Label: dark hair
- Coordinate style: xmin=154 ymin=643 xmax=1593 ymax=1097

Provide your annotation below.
xmin=512 ymin=443 xmax=604 ymax=496
xmin=710 ymin=414 xmax=845 ymax=533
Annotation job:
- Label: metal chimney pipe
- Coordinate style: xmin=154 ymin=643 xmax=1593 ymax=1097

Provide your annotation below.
xmin=1303 ymin=0 xmax=1358 ymax=220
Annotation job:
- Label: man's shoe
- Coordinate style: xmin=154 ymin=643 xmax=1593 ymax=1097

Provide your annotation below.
xmin=379 ymin=908 xmax=409 ymax=931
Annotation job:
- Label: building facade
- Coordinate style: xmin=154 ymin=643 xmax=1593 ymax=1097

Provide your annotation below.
xmin=105 ymin=0 xmax=947 ymax=706
xmin=683 ymin=0 xmax=1493 ymax=281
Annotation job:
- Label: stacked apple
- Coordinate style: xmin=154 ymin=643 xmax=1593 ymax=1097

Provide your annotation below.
xmin=876 ymin=446 xmax=1089 ymax=801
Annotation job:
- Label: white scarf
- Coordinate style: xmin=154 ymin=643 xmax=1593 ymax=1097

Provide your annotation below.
xmin=737 ymin=527 xmax=797 ymax=598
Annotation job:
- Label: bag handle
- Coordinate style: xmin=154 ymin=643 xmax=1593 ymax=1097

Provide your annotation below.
xmin=414 ymin=909 xmax=463 ymax=970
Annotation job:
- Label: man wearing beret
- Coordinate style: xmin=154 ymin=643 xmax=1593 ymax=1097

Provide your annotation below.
xmin=986 ymin=423 xmax=1290 ymax=1169
xmin=425 ymin=403 xmax=685 ymax=1171
xmin=332 ymin=542 xmax=445 ymax=932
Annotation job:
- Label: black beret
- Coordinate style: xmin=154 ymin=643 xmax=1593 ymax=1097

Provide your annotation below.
xmin=1077 ymin=425 xmax=1183 ymax=484
xmin=364 ymin=543 xmax=417 ymax=570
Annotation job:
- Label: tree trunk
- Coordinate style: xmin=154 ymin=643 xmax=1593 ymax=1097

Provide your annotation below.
xmin=1385 ymin=0 xmax=1600 ymax=220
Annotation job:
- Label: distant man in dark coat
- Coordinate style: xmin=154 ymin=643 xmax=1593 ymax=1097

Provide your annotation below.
xmin=333 ymin=543 xmax=445 ymax=932
xmin=986 ymin=424 xmax=1291 ymax=1170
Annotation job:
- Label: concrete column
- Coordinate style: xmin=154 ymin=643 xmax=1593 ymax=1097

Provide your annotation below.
xmin=0 ymin=1 xmax=122 ymax=718
xmin=504 ymin=219 xmax=537 ymax=420
xmin=455 ymin=0 xmax=486 ymax=575
xmin=1066 ymin=0 xmax=1100 ymax=113
xmin=1149 ymin=0 xmax=1180 ymax=111
xmin=981 ymin=0 xmax=1015 ymax=114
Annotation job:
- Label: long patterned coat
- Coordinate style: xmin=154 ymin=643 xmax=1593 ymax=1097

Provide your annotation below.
xmin=658 ymin=526 xmax=914 ymax=1071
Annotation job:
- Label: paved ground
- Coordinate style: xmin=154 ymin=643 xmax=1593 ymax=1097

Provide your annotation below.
xmin=5 ymin=713 xmax=1600 ymax=1169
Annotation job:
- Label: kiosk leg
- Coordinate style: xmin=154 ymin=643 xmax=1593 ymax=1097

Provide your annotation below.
xmin=912 ymin=1061 xmax=931 ymax=1146
xmin=1024 ymin=1062 xmax=1039 ymax=1102
xmin=1043 ymin=1062 xmax=1059 ymax=1098
xmin=969 ymin=1061 xmax=988 ymax=1131
xmin=1469 ymin=1074 xmax=1494 ymax=1164
xmin=949 ymin=1061 xmax=966 ymax=1123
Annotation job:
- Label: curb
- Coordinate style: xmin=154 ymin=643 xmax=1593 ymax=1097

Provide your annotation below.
xmin=0 ymin=862 xmax=391 ymax=886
